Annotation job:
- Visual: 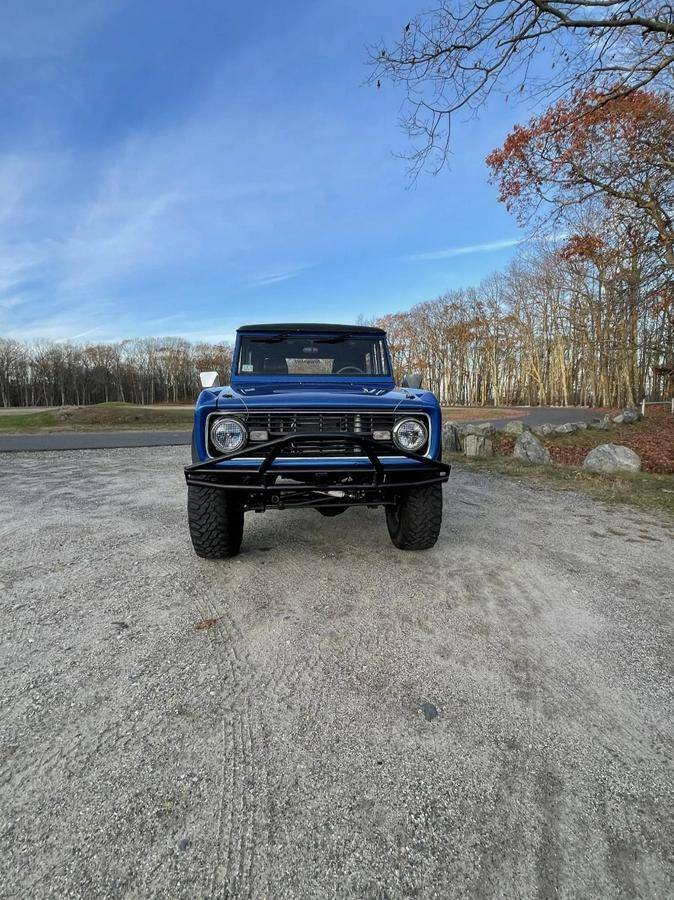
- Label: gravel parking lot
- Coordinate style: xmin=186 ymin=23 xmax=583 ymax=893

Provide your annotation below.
xmin=1 ymin=447 xmax=672 ymax=899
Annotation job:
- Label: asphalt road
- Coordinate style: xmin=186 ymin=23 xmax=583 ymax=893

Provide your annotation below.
xmin=0 ymin=407 xmax=607 ymax=452
xmin=1 ymin=446 xmax=671 ymax=898
xmin=0 ymin=429 xmax=191 ymax=452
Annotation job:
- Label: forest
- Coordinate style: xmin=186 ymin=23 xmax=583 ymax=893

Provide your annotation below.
xmin=0 ymin=338 xmax=233 ymax=408
xmin=375 ymin=235 xmax=672 ymax=407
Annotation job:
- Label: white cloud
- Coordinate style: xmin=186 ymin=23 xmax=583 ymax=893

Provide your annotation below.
xmin=407 ymin=238 xmax=524 ymax=261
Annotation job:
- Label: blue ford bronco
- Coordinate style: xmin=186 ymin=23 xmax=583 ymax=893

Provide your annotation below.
xmin=184 ymin=323 xmax=450 ymax=557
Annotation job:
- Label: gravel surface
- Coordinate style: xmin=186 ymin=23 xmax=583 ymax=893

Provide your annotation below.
xmin=1 ymin=447 xmax=672 ymax=899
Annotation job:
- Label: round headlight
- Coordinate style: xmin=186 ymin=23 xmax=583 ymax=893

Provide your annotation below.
xmin=210 ymin=417 xmax=247 ymax=454
xmin=393 ymin=417 xmax=428 ymax=453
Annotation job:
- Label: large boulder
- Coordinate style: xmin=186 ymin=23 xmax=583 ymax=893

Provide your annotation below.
xmin=465 ymin=422 xmax=495 ymax=437
xmin=532 ymin=423 xmax=555 ymax=437
xmin=464 ymin=434 xmax=494 ymax=458
xmin=589 ymin=415 xmax=610 ymax=430
xmin=554 ymin=422 xmax=578 ymax=435
xmin=500 ymin=420 xmax=528 ymax=435
xmin=572 ymin=421 xmax=588 ymax=430
xmin=582 ymin=443 xmax=641 ymax=474
xmin=442 ymin=421 xmax=463 ymax=454
xmin=512 ymin=431 xmax=551 ymax=465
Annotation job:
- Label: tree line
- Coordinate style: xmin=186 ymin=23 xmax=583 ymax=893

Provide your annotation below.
xmin=373 ymin=238 xmax=672 ymax=408
xmin=2 ymin=225 xmax=670 ymax=409
xmin=0 ymin=338 xmax=232 ymax=408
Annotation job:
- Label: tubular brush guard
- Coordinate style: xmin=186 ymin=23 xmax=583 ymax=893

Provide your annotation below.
xmin=184 ymin=432 xmax=450 ymax=511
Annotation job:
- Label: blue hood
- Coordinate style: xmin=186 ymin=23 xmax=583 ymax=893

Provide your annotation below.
xmin=213 ymin=381 xmax=435 ymax=410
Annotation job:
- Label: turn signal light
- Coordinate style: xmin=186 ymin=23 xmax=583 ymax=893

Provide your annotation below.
xmin=372 ymin=430 xmax=391 ymax=441
xmin=250 ymin=429 xmax=269 ymax=441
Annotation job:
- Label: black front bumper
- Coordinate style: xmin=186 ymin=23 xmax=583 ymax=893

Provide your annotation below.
xmin=184 ymin=432 xmax=450 ymax=511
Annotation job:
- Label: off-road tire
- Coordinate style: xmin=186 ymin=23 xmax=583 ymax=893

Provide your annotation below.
xmin=317 ymin=506 xmax=348 ymax=517
xmin=187 ymin=485 xmax=244 ymax=559
xmin=386 ymin=483 xmax=443 ymax=550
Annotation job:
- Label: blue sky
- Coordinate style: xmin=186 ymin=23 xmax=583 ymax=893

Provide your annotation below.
xmin=1 ymin=0 xmax=530 ymax=343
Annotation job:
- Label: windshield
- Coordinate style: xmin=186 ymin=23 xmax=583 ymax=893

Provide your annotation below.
xmin=236 ymin=334 xmax=390 ymax=377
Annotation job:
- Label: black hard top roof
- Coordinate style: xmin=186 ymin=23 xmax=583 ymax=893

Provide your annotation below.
xmin=237 ymin=323 xmax=385 ymax=335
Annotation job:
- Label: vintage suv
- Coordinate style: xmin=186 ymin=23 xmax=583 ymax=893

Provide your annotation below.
xmin=184 ymin=323 xmax=449 ymax=558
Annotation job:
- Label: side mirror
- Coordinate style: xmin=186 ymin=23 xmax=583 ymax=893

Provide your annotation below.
xmin=199 ymin=371 xmax=220 ymax=389
xmin=402 ymin=372 xmax=423 ymax=389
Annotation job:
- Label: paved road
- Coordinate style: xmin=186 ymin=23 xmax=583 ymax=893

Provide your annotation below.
xmin=1 ymin=446 xmax=671 ymax=898
xmin=0 ymin=408 xmax=607 ymax=452
xmin=0 ymin=429 xmax=191 ymax=452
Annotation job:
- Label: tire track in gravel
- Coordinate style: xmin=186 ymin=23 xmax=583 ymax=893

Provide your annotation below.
xmin=449 ymin=559 xmax=673 ymax=900
xmin=184 ymin=552 xmax=336 ymax=897
xmin=204 ymin=706 xmax=272 ymax=900
xmin=179 ymin=573 xmax=274 ymax=899
xmin=193 ymin=600 xmax=257 ymax=898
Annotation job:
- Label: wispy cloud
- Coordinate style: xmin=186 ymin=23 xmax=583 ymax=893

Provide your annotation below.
xmin=407 ymin=238 xmax=524 ymax=261
xmin=65 ymin=328 xmax=101 ymax=342
xmin=247 ymin=269 xmax=306 ymax=288
xmin=0 ymin=296 xmax=26 ymax=310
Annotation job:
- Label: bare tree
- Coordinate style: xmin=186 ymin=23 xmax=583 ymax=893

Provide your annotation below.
xmin=0 ymin=338 xmax=234 ymax=408
xmin=369 ymin=1 xmax=674 ymax=173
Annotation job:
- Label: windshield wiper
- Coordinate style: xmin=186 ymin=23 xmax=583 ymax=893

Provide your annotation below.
xmin=314 ymin=332 xmax=353 ymax=344
xmin=250 ymin=331 xmax=292 ymax=343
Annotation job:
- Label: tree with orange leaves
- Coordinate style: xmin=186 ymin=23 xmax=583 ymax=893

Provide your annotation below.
xmin=486 ymin=89 xmax=674 ymax=269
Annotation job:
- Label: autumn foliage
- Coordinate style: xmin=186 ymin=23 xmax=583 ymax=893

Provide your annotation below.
xmin=487 ymin=90 xmax=674 ymax=267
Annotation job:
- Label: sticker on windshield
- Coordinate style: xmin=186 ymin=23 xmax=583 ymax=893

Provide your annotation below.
xmin=241 ymin=364 xmax=254 ymax=372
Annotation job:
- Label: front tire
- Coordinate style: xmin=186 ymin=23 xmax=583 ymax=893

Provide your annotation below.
xmin=187 ymin=485 xmax=244 ymax=559
xmin=386 ymin=483 xmax=443 ymax=550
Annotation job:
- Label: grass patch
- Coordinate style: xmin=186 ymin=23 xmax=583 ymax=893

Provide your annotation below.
xmin=448 ymin=453 xmax=674 ymax=517
xmin=0 ymin=411 xmax=59 ymax=431
xmin=0 ymin=403 xmax=194 ymax=433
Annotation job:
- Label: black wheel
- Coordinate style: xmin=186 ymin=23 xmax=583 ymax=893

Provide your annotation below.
xmin=317 ymin=506 xmax=348 ymax=517
xmin=386 ymin=483 xmax=443 ymax=550
xmin=187 ymin=485 xmax=244 ymax=559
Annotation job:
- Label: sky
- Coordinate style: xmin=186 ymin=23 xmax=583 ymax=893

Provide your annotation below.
xmin=1 ymin=0 xmax=531 ymax=344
